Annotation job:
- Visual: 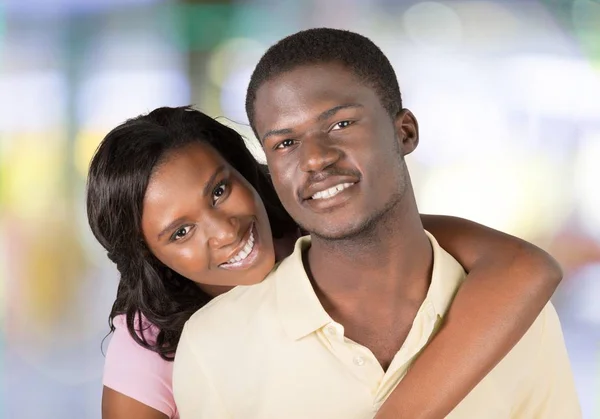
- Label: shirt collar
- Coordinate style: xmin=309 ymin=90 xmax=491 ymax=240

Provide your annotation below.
xmin=424 ymin=230 xmax=466 ymax=318
xmin=275 ymin=236 xmax=332 ymax=340
xmin=273 ymin=232 xmax=465 ymax=340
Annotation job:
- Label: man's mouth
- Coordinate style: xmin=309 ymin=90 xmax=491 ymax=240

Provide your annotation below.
xmin=310 ymin=182 xmax=355 ymax=200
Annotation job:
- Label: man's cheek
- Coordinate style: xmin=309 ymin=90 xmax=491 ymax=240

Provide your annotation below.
xmin=272 ymin=168 xmax=292 ymax=190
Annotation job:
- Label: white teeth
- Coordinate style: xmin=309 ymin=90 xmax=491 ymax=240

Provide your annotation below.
xmin=311 ymin=183 xmax=354 ymax=200
xmin=225 ymin=229 xmax=255 ymax=265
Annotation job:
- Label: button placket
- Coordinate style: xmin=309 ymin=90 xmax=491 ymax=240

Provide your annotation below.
xmin=325 ymin=325 xmax=337 ymax=336
xmin=375 ymin=305 xmax=439 ymax=403
xmin=323 ymin=325 xmax=383 ymax=389
xmin=353 ymin=355 xmax=365 ymax=366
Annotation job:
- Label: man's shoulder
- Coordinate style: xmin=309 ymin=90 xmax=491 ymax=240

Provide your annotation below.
xmin=183 ymin=266 xmax=285 ymax=342
xmin=520 ymin=302 xmax=562 ymax=352
xmin=529 ymin=302 xmax=568 ymax=359
xmin=502 ymin=303 xmax=579 ymax=417
xmin=484 ymin=302 xmax=563 ymax=383
xmin=503 ymin=303 xmax=557 ymax=359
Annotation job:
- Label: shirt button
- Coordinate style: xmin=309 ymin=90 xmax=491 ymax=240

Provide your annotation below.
xmin=326 ymin=325 xmax=337 ymax=336
xmin=353 ymin=356 xmax=365 ymax=366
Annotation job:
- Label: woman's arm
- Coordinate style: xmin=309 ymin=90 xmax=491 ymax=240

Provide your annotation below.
xmin=102 ymin=387 xmax=168 ymax=419
xmin=376 ymin=215 xmax=562 ymax=419
xmin=102 ymin=315 xmax=177 ymax=419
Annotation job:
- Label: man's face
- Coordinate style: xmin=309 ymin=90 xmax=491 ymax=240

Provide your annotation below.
xmin=253 ymin=62 xmax=418 ymax=240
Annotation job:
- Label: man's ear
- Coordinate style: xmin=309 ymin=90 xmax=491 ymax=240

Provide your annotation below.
xmin=394 ymin=109 xmax=419 ymax=156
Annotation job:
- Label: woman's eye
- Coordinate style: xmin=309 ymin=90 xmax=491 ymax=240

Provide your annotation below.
xmin=275 ymin=139 xmax=295 ymax=149
xmin=172 ymin=226 xmax=192 ymax=241
xmin=332 ymin=120 xmax=353 ymax=130
xmin=212 ymin=181 xmax=228 ymax=203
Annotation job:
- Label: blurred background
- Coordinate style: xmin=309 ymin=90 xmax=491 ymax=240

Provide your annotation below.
xmin=1 ymin=0 xmax=599 ymax=417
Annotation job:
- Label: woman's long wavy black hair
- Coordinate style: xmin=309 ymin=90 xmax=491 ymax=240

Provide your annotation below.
xmin=87 ymin=106 xmax=297 ymax=360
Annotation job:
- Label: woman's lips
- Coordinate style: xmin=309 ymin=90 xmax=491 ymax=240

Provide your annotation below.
xmin=219 ymin=222 xmax=260 ymax=270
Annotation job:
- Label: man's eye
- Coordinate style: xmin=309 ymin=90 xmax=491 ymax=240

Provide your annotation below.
xmin=172 ymin=226 xmax=192 ymax=241
xmin=332 ymin=120 xmax=353 ymax=130
xmin=275 ymin=139 xmax=295 ymax=149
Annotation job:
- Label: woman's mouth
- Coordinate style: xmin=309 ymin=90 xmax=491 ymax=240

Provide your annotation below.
xmin=219 ymin=223 xmax=260 ymax=270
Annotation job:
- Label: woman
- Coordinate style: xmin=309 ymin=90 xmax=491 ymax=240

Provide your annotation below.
xmin=88 ymin=106 xmax=562 ymax=419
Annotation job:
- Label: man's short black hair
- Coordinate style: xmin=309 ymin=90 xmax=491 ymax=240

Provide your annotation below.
xmin=245 ymin=28 xmax=403 ymax=133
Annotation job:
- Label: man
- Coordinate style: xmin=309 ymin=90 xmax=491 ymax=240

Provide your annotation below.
xmin=173 ymin=28 xmax=579 ymax=418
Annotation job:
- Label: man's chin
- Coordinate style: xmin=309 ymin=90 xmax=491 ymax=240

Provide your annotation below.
xmin=305 ymin=219 xmax=372 ymax=242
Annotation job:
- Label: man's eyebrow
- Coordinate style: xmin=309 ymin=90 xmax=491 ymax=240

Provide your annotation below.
xmin=261 ymin=128 xmax=293 ymax=144
xmin=317 ymin=103 xmax=363 ymax=122
xmin=261 ymin=104 xmax=363 ymax=143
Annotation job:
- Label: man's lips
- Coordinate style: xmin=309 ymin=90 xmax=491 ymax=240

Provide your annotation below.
xmin=299 ymin=176 xmax=359 ymax=201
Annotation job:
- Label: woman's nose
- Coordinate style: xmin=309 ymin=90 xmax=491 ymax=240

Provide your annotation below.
xmin=206 ymin=214 xmax=240 ymax=250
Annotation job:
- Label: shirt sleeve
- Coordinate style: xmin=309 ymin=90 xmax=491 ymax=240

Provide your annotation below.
xmin=103 ymin=316 xmax=177 ymax=418
xmin=511 ymin=305 xmax=582 ymax=418
xmin=173 ymin=325 xmax=231 ymax=419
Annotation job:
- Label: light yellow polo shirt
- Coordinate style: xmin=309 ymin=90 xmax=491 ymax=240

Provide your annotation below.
xmin=173 ymin=233 xmax=581 ymax=419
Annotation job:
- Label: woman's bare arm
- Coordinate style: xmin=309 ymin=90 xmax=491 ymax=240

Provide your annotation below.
xmin=102 ymin=386 xmax=169 ymax=419
xmin=376 ymin=215 xmax=562 ymax=419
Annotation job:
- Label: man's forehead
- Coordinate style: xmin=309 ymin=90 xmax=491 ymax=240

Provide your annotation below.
xmin=258 ymin=62 xmax=359 ymax=93
xmin=253 ymin=67 xmax=371 ymax=129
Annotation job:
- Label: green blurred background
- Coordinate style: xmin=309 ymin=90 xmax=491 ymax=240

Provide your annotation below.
xmin=1 ymin=0 xmax=599 ymax=417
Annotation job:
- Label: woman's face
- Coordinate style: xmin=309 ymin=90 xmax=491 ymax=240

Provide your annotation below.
xmin=141 ymin=142 xmax=276 ymax=295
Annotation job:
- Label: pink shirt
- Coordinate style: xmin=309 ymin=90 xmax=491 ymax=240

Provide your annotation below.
xmin=103 ymin=314 xmax=179 ymax=418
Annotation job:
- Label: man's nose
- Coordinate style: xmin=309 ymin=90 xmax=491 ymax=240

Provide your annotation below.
xmin=298 ymin=134 xmax=341 ymax=173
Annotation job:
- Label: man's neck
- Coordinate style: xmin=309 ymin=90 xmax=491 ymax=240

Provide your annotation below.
xmin=306 ymin=204 xmax=432 ymax=307
xmin=304 ymin=200 xmax=433 ymax=370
